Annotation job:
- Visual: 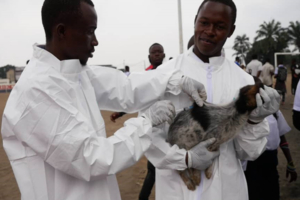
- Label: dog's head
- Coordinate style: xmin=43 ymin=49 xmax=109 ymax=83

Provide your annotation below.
xmin=235 ymin=79 xmax=264 ymax=114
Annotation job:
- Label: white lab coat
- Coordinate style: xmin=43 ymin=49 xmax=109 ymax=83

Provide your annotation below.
xmin=1 ymin=44 xmax=183 ymax=200
xmin=294 ymin=81 xmax=300 ymax=112
xmin=145 ymin=47 xmax=269 ymax=200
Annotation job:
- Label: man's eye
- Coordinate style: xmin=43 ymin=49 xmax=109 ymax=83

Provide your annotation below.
xmin=200 ymin=21 xmax=208 ymax=26
xmin=88 ymin=29 xmax=95 ymax=34
xmin=217 ymin=25 xmax=225 ymax=30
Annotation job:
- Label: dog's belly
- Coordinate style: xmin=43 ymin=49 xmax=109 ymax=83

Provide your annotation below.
xmin=171 ymin=119 xmax=205 ymax=150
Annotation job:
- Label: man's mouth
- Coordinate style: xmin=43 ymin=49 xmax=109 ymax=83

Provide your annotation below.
xmin=200 ymin=38 xmax=215 ymax=45
xmin=89 ymin=50 xmax=95 ymax=58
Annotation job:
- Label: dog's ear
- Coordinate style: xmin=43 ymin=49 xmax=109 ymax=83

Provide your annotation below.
xmin=236 ymin=85 xmax=260 ymax=114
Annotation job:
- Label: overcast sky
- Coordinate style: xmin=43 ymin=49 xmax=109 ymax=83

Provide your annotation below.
xmin=0 ymin=0 xmax=299 ymax=71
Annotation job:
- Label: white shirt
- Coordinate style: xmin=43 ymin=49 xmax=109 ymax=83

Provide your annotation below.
xmin=294 ymin=81 xmax=300 ymax=111
xmin=246 ymin=59 xmax=263 ymax=77
xmin=1 ymin=44 xmax=183 ymax=200
xmin=145 ymin=47 xmax=269 ymax=200
xmin=260 ymin=62 xmax=274 ymax=86
xmin=266 ymin=111 xmax=291 ymax=150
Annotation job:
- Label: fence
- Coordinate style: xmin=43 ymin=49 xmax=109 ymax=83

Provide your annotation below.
xmin=0 ymin=85 xmax=14 ymax=93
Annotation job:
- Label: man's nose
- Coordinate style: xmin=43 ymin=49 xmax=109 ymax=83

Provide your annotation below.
xmin=92 ymin=35 xmax=98 ymax=46
xmin=205 ymin=25 xmax=215 ymax=36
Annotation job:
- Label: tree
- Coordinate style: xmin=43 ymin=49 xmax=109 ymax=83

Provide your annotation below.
xmin=246 ymin=20 xmax=290 ymax=64
xmin=288 ymin=21 xmax=300 ymax=51
xmin=232 ymin=34 xmax=251 ymax=64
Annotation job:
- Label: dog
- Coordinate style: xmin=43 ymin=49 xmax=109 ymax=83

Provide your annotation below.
xmin=167 ymin=82 xmax=264 ymax=190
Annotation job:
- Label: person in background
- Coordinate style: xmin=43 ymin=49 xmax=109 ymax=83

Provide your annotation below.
xmin=124 ymin=65 xmax=130 ymax=76
xmin=138 ymin=43 xmax=166 ymax=200
xmin=246 ymin=54 xmax=263 ymax=77
xmin=145 ymin=43 xmax=165 ymax=71
xmin=235 ymin=56 xmax=241 ymax=67
xmin=291 ymin=59 xmax=300 ymax=95
xmin=293 ymin=81 xmax=300 ymax=130
xmin=245 ymin=110 xmax=297 ymax=200
xmin=260 ymin=58 xmax=275 ymax=87
xmin=275 ymin=60 xmax=288 ymax=105
xmin=110 ymin=43 xmax=166 ymax=123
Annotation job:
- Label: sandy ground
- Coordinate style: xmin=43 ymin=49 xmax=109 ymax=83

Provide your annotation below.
xmin=0 ymin=74 xmax=299 ymax=200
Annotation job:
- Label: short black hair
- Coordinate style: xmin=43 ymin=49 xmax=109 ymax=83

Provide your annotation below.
xmin=42 ymin=0 xmax=94 ymax=41
xmin=252 ymin=54 xmax=258 ymax=59
xmin=149 ymin=43 xmax=164 ymax=53
xmin=196 ymin=0 xmax=237 ymax=25
xmin=235 ymin=56 xmax=240 ymax=61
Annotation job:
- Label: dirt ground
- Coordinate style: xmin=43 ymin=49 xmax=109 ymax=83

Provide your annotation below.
xmin=0 ymin=74 xmax=300 ymax=200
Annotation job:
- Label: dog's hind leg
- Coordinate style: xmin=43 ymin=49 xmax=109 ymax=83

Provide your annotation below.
xmin=179 ymin=169 xmax=196 ymax=191
xmin=205 ymin=162 xmax=214 ymax=179
xmin=190 ymin=168 xmax=201 ymax=186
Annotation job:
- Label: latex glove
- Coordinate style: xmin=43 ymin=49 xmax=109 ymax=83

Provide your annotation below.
xmin=143 ymin=100 xmax=176 ymax=126
xmin=295 ymin=69 xmax=300 ymax=75
xmin=180 ymin=76 xmax=207 ymax=107
xmin=188 ymin=138 xmax=220 ymax=170
xmin=249 ymin=86 xmax=281 ymax=123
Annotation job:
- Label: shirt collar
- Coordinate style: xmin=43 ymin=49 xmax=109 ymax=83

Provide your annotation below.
xmin=33 ymin=43 xmax=82 ymax=74
xmin=187 ymin=46 xmax=225 ymax=70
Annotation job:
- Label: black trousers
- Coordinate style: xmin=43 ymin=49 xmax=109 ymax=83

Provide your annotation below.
xmin=292 ymin=78 xmax=300 ymax=95
xmin=139 ymin=161 xmax=155 ymax=200
xmin=293 ymin=110 xmax=300 ymax=131
xmin=245 ymin=150 xmax=280 ymax=200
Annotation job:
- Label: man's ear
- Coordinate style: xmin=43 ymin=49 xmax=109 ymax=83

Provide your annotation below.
xmin=55 ymin=23 xmax=66 ymax=40
xmin=228 ymin=24 xmax=236 ymax=38
xmin=163 ymin=53 xmax=165 ymax=59
xmin=148 ymin=55 xmax=151 ymax=63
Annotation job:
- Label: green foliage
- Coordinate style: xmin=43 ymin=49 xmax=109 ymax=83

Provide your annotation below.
xmin=240 ymin=19 xmax=292 ymax=64
xmin=0 ymin=65 xmax=16 ymax=79
xmin=288 ymin=21 xmax=300 ymax=51
xmin=232 ymin=34 xmax=251 ymax=64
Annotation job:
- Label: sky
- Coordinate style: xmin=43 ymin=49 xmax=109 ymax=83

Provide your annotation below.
xmin=0 ymin=0 xmax=299 ymax=71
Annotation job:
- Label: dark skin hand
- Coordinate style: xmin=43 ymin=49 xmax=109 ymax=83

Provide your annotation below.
xmin=280 ymin=135 xmax=297 ymax=182
xmin=110 ymin=112 xmax=122 ymax=123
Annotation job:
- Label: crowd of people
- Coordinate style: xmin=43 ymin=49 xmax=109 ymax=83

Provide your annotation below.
xmin=235 ymin=52 xmax=300 ymax=200
xmin=1 ymin=0 xmax=299 ymax=200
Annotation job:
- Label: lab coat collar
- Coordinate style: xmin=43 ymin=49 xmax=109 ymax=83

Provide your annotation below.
xmin=33 ymin=43 xmax=82 ymax=74
xmin=187 ymin=46 xmax=225 ymax=71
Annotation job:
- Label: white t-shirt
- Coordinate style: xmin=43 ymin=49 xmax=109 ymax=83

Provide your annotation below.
xmin=266 ymin=110 xmax=291 ymax=150
xmin=246 ymin=59 xmax=263 ymax=77
xmin=293 ymin=81 xmax=300 ymax=111
xmin=260 ymin=62 xmax=274 ymax=86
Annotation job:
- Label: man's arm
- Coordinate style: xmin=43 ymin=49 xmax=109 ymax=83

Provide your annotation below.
xmin=2 ymin=84 xmax=154 ymax=182
xmin=86 ymin=66 xmax=205 ymax=113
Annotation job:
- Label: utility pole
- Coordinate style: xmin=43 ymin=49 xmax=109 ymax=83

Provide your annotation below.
xmin=177 ymin=0 xmax=184 ymax=54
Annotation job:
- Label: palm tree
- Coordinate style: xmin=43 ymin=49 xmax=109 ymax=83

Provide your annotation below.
xmin=232 ymin=34 xmax=251 ymax=64
xmin=254 ymin=19 xmax=284 ymax=54
xmin=288 ymin=21 xmax=300 ymax=51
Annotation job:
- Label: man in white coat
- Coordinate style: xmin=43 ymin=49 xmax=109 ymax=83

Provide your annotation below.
xmin=144 ymin=0 xmax=280 ymax=199
xmin=1 ymin=1 xmax=217 ymax=200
